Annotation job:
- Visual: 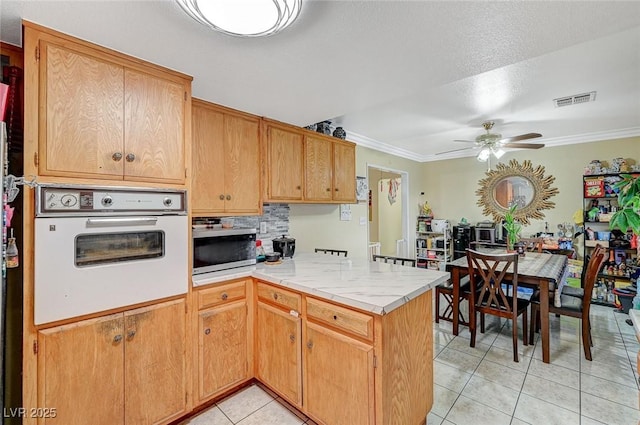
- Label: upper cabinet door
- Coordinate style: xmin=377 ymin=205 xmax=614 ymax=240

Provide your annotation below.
xmin=124 ymin=69 xmax=186 ymax=183
xmin=266 ymin=124 xmax=304 ymax=201
xmin=333 ymin=142 xmax=356 ymax=202
xmin=41 ymin=40 xmax=124 ymax=178
xmin=192 ymin=102 xmax=226 ymax=213
xmin=304 ymin=135 xmax=333 ymax=202
xmin=224 ymin=114 xmax=261 ymax=213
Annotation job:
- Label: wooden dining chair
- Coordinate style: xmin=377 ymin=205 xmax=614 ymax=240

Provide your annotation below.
xmin=434 ymin=275 xmax=485 ymax=332
xmin=561 ymin=244 xmax=605 ymax=299
xmin=520 ymin=237 xmax=544 ymax=253
xmin=467 ymin=249 xmax=529 ymax=362
xmin=372 ymin=254 xmax=416 ymax=267
xmin=315 ymin=248 xmax=348 ymax=257
xmin=529 ymin=245 xmax=606 ymax=361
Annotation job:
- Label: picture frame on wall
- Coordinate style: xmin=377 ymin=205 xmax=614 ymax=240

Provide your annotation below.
xmin=356 ymin=176 xmax=368 ymax=202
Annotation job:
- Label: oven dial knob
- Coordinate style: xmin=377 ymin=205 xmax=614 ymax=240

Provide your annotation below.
xmin=163 ymin=197 xmax=173 ymax=207
xmin=102 ymin=195 xmax=113 ymax=207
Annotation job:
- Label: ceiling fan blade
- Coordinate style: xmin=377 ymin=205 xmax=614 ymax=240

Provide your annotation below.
xmin=435 ymin=146 xmax=476 ymax=155
xmin=502 ymin=142 xmax=545 ymax=149
xmin=453 ymin=139 xmax=476 ymax=143
xmin=499 ymin=133 xmax=542 ymax=143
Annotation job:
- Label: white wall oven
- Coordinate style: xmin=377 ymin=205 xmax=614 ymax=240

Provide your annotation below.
xmin=193 ymin=228 xmax=256 ymax=274
xmin=34 ymin=184 xmax=188 ymax=325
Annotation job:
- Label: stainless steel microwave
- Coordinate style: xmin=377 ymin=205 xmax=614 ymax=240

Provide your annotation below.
xmin=192 ymin=228 xmax=256 ymax=274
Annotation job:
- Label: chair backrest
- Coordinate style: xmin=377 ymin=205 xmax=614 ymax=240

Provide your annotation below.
xmin=466 ymin=249 xmax=519 ymax=316
xmin=368 ymin=242 xmax=381 ymax=260
xmin=315 ymin=248 xmax=348 ymax=257
xmin=520 ymin=237 xmax=543 ymax=253
xmin=372 ymin=254 xmax=416 ymax=267
xmin=581 ymin=244 xmax=607 ymax=316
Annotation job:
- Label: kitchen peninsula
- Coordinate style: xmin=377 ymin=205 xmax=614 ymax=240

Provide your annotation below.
xmin=193 ymin=253 xmax=449 ymax=425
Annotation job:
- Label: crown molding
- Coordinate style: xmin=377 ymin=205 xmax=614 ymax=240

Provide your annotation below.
xmin=348 ymin=127 xmax=640 ymax=163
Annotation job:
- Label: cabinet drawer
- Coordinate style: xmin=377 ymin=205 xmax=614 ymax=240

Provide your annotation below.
xmin=199 ymin=281 xmax=246 ymax=310
xmin=256 ymin=282 xmax=301 ymax=312
xmin=306 ymin=297 xmax=373 ymax=341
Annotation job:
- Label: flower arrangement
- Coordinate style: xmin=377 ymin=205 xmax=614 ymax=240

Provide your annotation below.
xmin=503 ymin=204 xmax=523 ymax=251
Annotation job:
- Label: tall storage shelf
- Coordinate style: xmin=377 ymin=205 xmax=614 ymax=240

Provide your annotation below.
xmin=416 ymin=216 xmax=451 ymax=271
xmin=582 ymin=173 xmax=639 ymax=307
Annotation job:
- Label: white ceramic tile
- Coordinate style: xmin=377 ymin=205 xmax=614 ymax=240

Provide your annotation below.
xmin=446 ymin=335 xmax=492 ymax=358
xmin=431 ymin=384 xmax=459 ymax=418
xmin=460 ymin=375 xmax=519 ymax=415
xmin=510 ymin=419 xmax=532 ymax=425
xmin=521 ymin=374 xmax=580 ymax=413
xmin=531 ymin=339 xmax=580 ymax=371
xmin=513 ymin=393 xmax=580 ymax=425
xmin=216 ymin=385 xmax=274 ymax=423
xmin=474 ymin=358 xmax=526 ymax=392
xmin=580 ymin=356 xmax=637 ymax=387
xmin=526 ymin=358 xmax=580 ymax=389
xmin=183 ymin=406 xmax=233 ymax=425
xmin=580 ymin=415 xmax=609 ymax=425
xmin=483 ymin=345 xmax=532 ymax=372
xmin=581 ymin=372 xmax=640 ymax=409
xmin=492 ymin=331 xmax=535 ymax=357
xmin=427 ymin=411 xmax=444 ymax=425
xmin=445 ymin=395 xmax=512 ymax=425
xmin=434 ymin=360 xmax=472 ymax=393
xmin=435 ymin=346 xmax=483 ymax=374
xmin=580 ymin=391 xmax=640 ymax=425
xmin=235 ymin=400 xmax=305 ymax=425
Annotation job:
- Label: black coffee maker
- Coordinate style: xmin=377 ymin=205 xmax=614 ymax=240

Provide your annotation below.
xmin=453 ymin=225 xmax=474 ymax=259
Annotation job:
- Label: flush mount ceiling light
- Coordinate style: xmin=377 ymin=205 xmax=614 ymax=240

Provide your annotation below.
xmin=176 ymin=0 xmax=301 ymax=37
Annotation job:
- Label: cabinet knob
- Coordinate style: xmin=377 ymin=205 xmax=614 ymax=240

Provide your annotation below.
xmin=335 ymin=188 xmax=339 ymax=192
xmin=219 ymin=194 xmax=225 ymax=200
xmin=289 ymin=334 xmax=295 ymax=343
xmin=306 ymin=341 xmax=313 ymax=350
xmin=112 ymin=152 xmax=123 ymax=162
xmin=226 ymin=194 xmax=231 ymax=201
xmin=126 ymin=330 xmax=136 ymax=340
xmin=221 ymin=293 xmax=228 ymax=301
xmin=273 ymin=293 xmax=279 ymax=300
xmin=113 ymin=334 xmax=123 ymax=344
xmin=204 ymin=328 xmax=211 ymax=335
xmin=296 ymin=185 xmax=301 ymax=190
xmin=125 ymin=153 xmax=136 ymax=162
xmin=326 ymin=188 xmax=331 ymax=192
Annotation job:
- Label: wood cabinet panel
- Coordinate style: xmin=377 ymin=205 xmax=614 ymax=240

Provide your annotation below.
xmin=198 ymin=301 xmax=248 ymax=400
xmin=266 ymin=124 xmax=304 ymax=201
xmin=304 ymin=135 xmax=333 ymax=201
xmin=192 ymin=103 xmax=225 ymax=212
xmin=192 ymin=100 xmax=261 ymax=215
xmin=198 ymin=280 xmax=246 ymax=310
xmin=38 ymin=313 xmax=125 ymax=425
xmin=333 ymin=141 xmax=356 ymax=202
xmin=256 ymin=301 xmax=302 ymax=406
xmin=257 ymin=281 xmax=301 ymax=312
xmin=124 ymin=298 xmax=186 ymax=425
xmin=41 ymin=41 xmax=124 ymax=178
xmin=306 ymin=297 xmax=373 ymax=341
xmin=303 ymin=321 xmax=374 ymax=425
xmin=124 ymin=69 xmax=185 ymax=183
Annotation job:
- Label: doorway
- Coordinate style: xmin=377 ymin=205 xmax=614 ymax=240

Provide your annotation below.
xmin=367 ymin=165 xmax=409 ymax=259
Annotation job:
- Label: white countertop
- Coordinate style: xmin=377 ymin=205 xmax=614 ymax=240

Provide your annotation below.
xmin=192 ymin=252 xmax=450 ymax=315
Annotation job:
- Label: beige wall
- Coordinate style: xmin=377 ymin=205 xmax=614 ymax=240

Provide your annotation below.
xmin=290 ymin=136 xmax=639 ymax=260
xmin=377 ymin=177 xmax=403 ymax=256
xmin=289 ymin=145 xmax=425 ymax=259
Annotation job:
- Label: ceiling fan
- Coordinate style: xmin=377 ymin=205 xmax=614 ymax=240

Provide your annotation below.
xmin=437 ymin=121 xmax=544 ymax=161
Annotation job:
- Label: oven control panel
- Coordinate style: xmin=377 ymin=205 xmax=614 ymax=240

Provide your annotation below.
xmin=36 ymin=185 xmax=186 ymax=216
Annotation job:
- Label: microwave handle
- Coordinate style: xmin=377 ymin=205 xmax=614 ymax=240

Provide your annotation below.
xmin=86 ymin=217 xmax=159 ymax=228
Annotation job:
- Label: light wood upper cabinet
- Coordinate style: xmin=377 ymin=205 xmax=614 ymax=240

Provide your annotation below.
xmin=264 ymin=121 xmax=305 ymax=201
xmin=333 ymin=141 xmax=356 ymax=202
xmin=192 ymin=100 xmax=261 ymax=215
xmin=29 ymin=25 xmax=191 ymax=184
xmin=264 ymin=119 xmax=357 ymax=203
xmin=304 ymin=135 xmax=333 ymax=201
xmin=38 ymin=313 xmax=125 ymax=425
xmin=37 ymin=299 xmax=187 ymax=425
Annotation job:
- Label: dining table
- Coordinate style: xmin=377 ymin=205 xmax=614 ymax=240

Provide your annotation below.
xmin=446 ymin=249 xmax=569 ymax=363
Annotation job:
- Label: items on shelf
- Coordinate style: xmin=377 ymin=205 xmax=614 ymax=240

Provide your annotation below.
xmin=416 ymin=217 xmax=451 ymax=270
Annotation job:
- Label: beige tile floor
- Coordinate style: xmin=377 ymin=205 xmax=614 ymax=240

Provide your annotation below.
xmin=182 ymin=303 xmax=640 ymax=425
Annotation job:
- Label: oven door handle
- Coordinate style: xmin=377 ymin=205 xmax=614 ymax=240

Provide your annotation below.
xmin=85 ymin=217 xmax=159 ymax=228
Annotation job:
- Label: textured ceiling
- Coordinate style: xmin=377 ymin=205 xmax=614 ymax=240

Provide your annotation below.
xmin=1 ymin=0 xmax=639 ymax=162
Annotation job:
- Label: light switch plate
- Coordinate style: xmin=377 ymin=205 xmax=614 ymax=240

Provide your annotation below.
xmin=340 ymin=204 xmax=352 ymax=221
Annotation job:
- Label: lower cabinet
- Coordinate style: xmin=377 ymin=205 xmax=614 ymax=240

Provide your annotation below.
xmin=37 ymin=298 xmax=187 ymax=425
xmin=256 ymin=301 xmax=302 ymax=406
xmin=303 ymin=321 xmax=375 ymax=425
xmin=197 ymin=279 xmax=250 ymax=402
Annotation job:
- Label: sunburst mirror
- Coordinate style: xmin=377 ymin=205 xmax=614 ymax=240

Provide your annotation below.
xmin=476 ymin=159 xmax=559 ymax=225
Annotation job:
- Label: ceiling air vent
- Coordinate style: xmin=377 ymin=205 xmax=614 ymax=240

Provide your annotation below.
xmin=553 ymin=91 xmax=597 ymax=108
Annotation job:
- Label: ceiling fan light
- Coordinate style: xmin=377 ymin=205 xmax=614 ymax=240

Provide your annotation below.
xmin=176 ymin=0 xmax=301 ymax=37
xmin=492 ymin=148 xmax=505 ymax=159
xmin=477 ymin=148 xmax=491 ymax=162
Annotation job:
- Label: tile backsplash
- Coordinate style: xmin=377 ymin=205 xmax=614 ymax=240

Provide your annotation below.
xmin=193 ymin=204 xmax=290 ymax=253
